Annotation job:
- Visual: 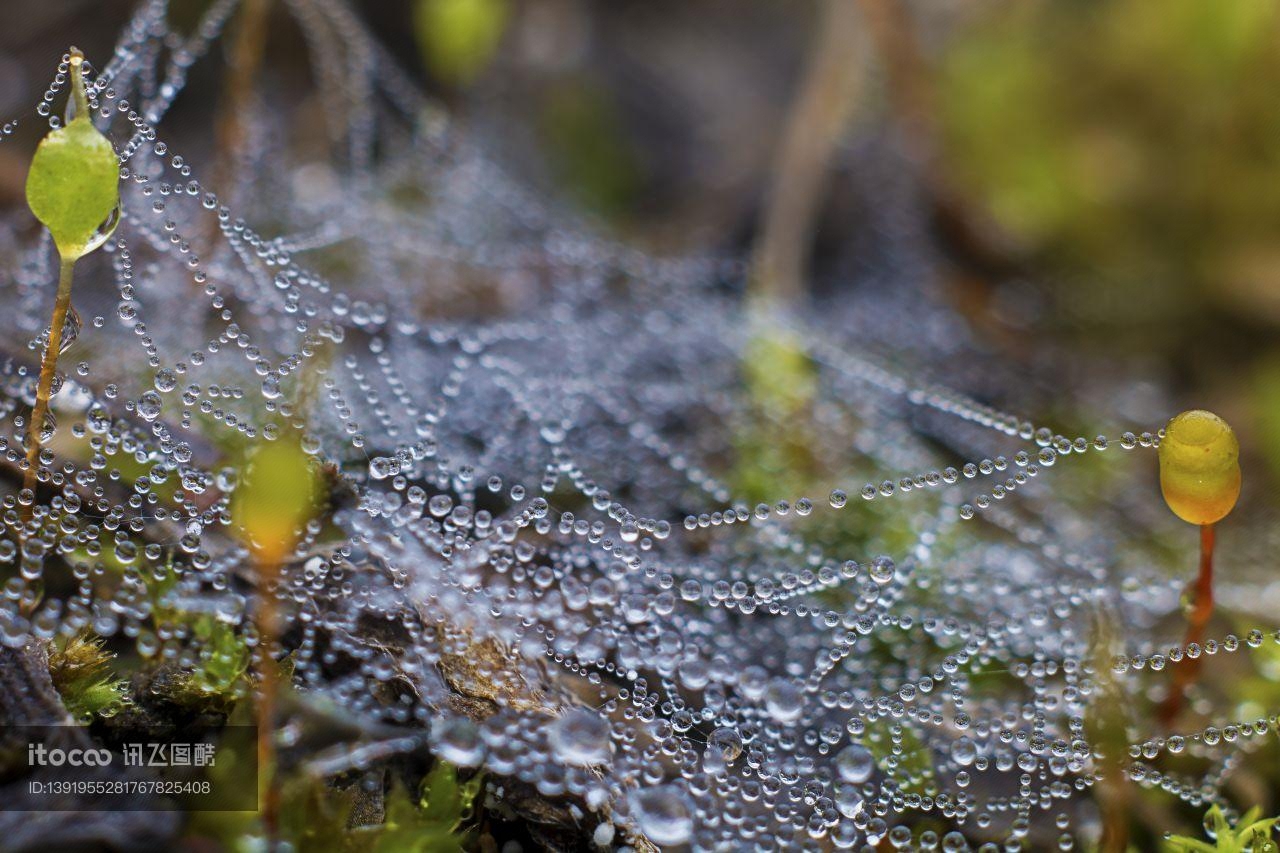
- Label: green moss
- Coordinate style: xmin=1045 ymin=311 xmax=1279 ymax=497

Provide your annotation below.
xmin=938 ymin=0 xmax=1280 ymax=349
xmin=47 ymin=631 xmax=129 ymax=722
xmin=179 ymin=617 xmax=252 ymax=706
xmin=375 ymin=762 xmax=485 ymax=852
xmin=142 ymin=557 xmax=252 ymax=711
xmin=265 ymin=762 xmax=484 ymax=853
xmin=1164 ymin=805 xmax=1279 ymax=852
xmin=539 ymin=82 xmax=644 ymax=221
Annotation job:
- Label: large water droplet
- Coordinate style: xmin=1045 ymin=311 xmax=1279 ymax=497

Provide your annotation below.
xmin=137 ymin=390 xmax=163 ymax=421
xmin=630 ymin=785 xmax=693 ymax=846
xmin=835 ymin=744 xmax=875 ymax=783
xmin=548 ymin=708 xmax=612 ymax=766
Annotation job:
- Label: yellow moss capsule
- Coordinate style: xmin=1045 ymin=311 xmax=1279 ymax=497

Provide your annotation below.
xmin=1158 ymin=410 xmax=1240 ymax=525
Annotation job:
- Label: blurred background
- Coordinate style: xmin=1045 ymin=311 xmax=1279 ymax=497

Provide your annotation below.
xmin=3 ymin=0 xmax=1280 ymax=487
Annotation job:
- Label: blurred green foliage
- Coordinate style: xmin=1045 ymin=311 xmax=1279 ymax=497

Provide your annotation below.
xmin=180 ymin=618 xmax=251 ymax=705
xmin=269 ymin=762 xmax=483 ymax=852
xmin=373 ymin=762 xmax=484 ymax=852
xmin=139 ymin=556 xmax=251 ymax=710
xmin=230 ymin=430 xmax=323 ymax=565
xmin=414 ymin=0 xmax=509 ymax=86
xmin=742 ymin=326 xmax=818 ymax=422
xmin=539 ymin=82 xmax=644 ymax=221
xmin=732 ymin=325 xmax=819 ymax=502
xmin=939 ymin=0 xmax=1280 ymax=338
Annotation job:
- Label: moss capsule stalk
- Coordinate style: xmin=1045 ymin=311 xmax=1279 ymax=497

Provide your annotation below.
xmin=23 ymin=257 xmax=76 ymax=511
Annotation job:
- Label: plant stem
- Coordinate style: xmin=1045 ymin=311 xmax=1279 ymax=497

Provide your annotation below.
xmin=1160 ymin=522 xmax=1215 ymax=725
xmin=1099 ymin=787 xmax=1129 ymax=853
xmin=1190 ymin=522 xmax=1216 ymax=639
xmin=255 ymin=554 xmax=282 ymax=844
xmin=69 ymin=47 xmax=90 ymax=120
xmin=214 ymin=0 xmax=271 ymax=207
xmin=23 ymin=257 xmax=77 ymax=517
xmin=750 ymin=0 xmax=864 ymax=307
xmin=1090 ymin=615 xmax=1132 ymax=853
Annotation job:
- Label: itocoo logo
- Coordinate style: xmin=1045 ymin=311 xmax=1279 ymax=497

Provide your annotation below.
xmin=28 ymin=743 xmax=113 ymax=766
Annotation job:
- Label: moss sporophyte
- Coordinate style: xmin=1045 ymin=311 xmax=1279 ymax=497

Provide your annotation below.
xmin=23 ymin=47 xmax=120 ymax=517
xmin=1156 ymin=410 xmax=1241 ymax=724
xmin=230 ymin=429 xmax=322 ymax=842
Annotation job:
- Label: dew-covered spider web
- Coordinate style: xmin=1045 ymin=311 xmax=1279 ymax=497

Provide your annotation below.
xmin=0 ymin=1 xmax=1278 ymax=850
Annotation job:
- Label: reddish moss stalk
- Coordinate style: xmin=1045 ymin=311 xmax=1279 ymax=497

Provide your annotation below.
xmin=254 ymin=554 xmax=283 ymax=841
xmin=23 ymin=257 xmax=76 ymax=519
xmin=1159 ymin=523 xmax=1215 ymax=725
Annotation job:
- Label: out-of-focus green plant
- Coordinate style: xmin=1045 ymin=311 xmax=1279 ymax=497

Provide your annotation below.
xmin=182 ymin=619 xmax=252 ymax=705
xmin=939 ymin=0 xmax=1280 ymax=339
xmin=539 ymin=81 xmax=644 ymax=221
xmin=414 ymin=0 xmax=509 ymax=86
xmin=732 ymin=313 xmax=820 ymax=502
xmin=47 ymin=631 xmax=129 ymax=722
xmin=1164 ymin=805 xmax=1279 ymax=852
xmin=1251 ymin=357 xmax=1280 ymax=485
xmin=129 ymin=556 xmax=252 ymax=711
xmin=230 ymin=428 xmax=324 ymax=837
xmin=373 ymin=763 xmax=485 ymax=853
xmin=274 ymin=773 xmax=360 ymax=853
xmin=742 ymin=324 xmax=817 ymax=423
xmin=864 ymin=718 xmax=936 ymax=798
xmin=230 ymin=430 xmax=323 ymax=566
xmin=224 ymin=761 xmax=484 ymax=852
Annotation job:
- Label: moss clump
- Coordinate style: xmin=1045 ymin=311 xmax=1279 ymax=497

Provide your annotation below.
xmin=47 ymin=631 xmax=130 ymax=722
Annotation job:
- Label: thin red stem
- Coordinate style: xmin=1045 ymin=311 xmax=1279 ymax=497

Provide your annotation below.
xmin=256 ymin=555 xmax=282 ymax=843
xmin=1159 ymin=523 xmax=1215 ymax=725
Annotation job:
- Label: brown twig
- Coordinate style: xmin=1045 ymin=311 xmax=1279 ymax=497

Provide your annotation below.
xmin=750 ymin=0 xmax=865 ymax=307
xmin=214 ymin=0 xmax=272 ymax=207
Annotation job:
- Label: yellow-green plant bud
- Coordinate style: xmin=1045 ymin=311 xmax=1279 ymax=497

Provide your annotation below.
xmin=1158 ymin=410 xmax=1240 ymax=525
